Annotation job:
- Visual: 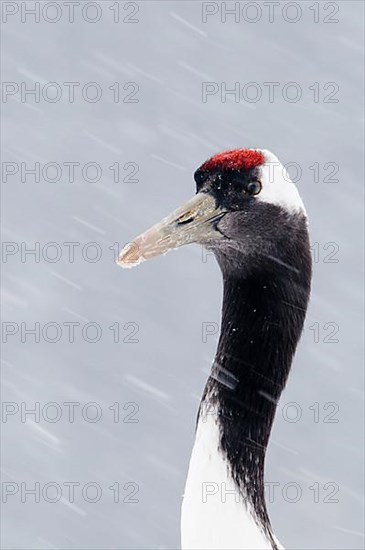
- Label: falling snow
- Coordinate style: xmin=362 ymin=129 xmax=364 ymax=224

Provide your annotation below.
xmin=1 ymin=2 xmax=364 ymax=550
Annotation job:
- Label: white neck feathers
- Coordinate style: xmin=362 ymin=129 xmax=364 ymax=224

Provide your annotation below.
xmin=181 ymin=407 xmax=282 ymax=550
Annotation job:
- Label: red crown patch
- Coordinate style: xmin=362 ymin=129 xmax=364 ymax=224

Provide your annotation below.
xmin=200 ymin=149 xmax=265 ymax=172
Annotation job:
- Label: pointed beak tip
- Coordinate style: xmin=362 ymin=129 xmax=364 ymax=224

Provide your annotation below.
xmin=116 ymin=258 xmax=135 ymax=269
xmin=116 ymin=256 xmax=142 ymax=269
xmin=116 ymin=243 xmax=143 ymax=269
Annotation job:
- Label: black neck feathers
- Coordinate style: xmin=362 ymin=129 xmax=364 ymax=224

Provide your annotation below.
xmin=201 ymin=209 xmax=312 ymax=544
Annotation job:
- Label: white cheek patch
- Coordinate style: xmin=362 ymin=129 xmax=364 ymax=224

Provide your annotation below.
xmin=256 ymin=149 xmax=306 ymax=215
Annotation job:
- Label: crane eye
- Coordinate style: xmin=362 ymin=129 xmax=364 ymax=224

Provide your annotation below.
xmin=246 ymin=181 xmax=262 ymax=196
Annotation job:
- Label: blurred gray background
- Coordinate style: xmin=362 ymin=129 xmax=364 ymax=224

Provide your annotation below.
xmin=1 ymin=1 xmax=364 ymax=549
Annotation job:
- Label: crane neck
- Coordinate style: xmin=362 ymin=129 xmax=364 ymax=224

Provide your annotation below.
xmin=200 ymin=251 xmax=311 ymax=542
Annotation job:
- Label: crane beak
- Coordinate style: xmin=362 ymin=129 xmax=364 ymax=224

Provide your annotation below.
xmin=117 ymin=192 xmax=226 ymax=268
